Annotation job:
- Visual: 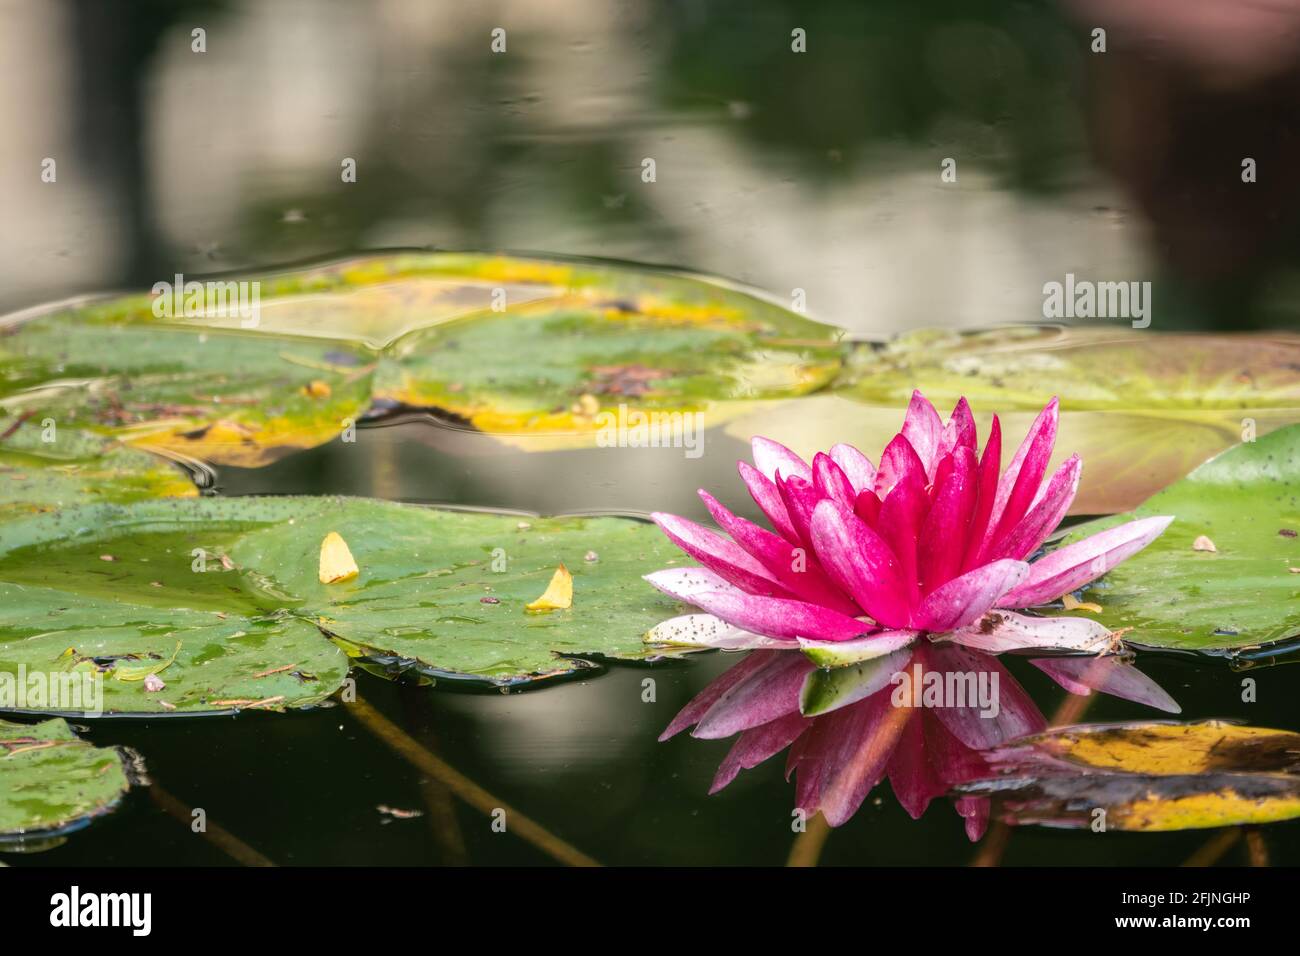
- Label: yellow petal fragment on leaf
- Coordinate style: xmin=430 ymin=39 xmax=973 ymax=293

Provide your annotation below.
xmin=1062 ymin=594 xmax=1104 ymax=613
xmin=319 ymin=531 xmax=359 ymax=584
xmin=525 ymin=563 xmax=573 ymax=611
xmin=304 ymin=379 xmax=333 ymax=399
xmin=1192 ymin=535 xmax=1217 ymax=552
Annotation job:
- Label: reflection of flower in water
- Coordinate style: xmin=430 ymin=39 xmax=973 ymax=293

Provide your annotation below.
xmin=646 ymin=391 xmax=1178 ymax=835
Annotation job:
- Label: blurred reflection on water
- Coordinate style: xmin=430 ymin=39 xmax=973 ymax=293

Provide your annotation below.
xmin=4 ymin=0 xmax=1300 ymax=332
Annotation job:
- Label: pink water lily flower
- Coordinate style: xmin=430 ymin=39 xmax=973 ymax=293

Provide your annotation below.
xmin=645 ymin=391 xmax=1178 ymax=833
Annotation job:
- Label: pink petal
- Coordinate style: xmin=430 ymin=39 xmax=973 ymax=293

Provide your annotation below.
xmin=809 ymin=499 xmax=912 ymax=628
xmin=652 ymin=512 xmax=791 ymax=597
xmin=776 ymin=474 xmax=820 ymax=550
xmin=999 ymin=515 xmax=1175 ymax=608
xmin=939 ymin=397 xmax=977 ymax=460
xmin=694 ymin=652 xmax=813 ymax=739
xmin=886 ymin=709 xmax=945 ymax=819
xmin=793 ymin=692 xmax=909 ymax=827
xmin=917 ymin=446 xmax=978 ymax=593
xmin=738 ymin=461 xmax=800 ymax=544
xmin=945 ymin=610 xmax=1113 ymax=653
xmin=646 ymin=571 xmax=871 ymax=643
xmin=924 ymin=643 xmax=1047 ymax=750
xmin=644 ymin=566 xmax=742 ymax=604
xmin=901 ymin=390 xmax=944 ymax=480
xmin=829 ymin=443 xmax=877 ymax=495
xmin=957 ymin=796 xmax=990 ymax=841
xmin=1031 ymin=656 xmax=1181 ymax=713
xmin=981 ymin=397 xmax=1059 ymax=560
xmin=813 ymin=452 xmax=855 ymax=510
xmin=983 ymin=454 xmax=1081 ymax=562
xmin=699 ymin=490 xmax=861 ymax=615
xmin=874 ymin=433 xmax=927 ymax=498
xmin=876 ymin=467 xmax=928 ymax=606
xmin=646 ymin=613 xmax=792 ymax=650
xmin=710 ymin=712 xmax=811 ymax=793
xmin=961 ymin=414 xmax=1002 ymax=572
xmin=659 ymin=651 xmax=776 ymax=740
xmin=853 ymin=488 xmax=881 ymax=526
xmin=912 ymin=559 xmax=1029 ymax=632
xmin=751 ymin=436 xmax=812 ymax=483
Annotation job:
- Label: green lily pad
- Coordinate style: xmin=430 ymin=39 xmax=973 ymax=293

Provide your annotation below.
xmin=0 ymin=418 xmax=195 ymax=522
xmin=0 ymin=718 xmax=136 ymax=839
xmin=223 ymin=498 xmax=693 ymax=684
xmin=0 ymin=496 xmax=692 ymax=709
xmin=958 ymin=720 xmax=1300 ymax=832
xmin=371 ymin=254 xmax=844 ymax=446
xmin=0 ymin=499 xmax=351 ymax=715
xmin=737 ymin=326 xmax=1300 ymax=515
xmin=1053 ymin=424 xmax=1300 ymax=653
xmin=0 ymin=306 xmax=375 ymax=468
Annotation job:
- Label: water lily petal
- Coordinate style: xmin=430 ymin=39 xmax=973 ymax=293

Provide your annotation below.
xmin=645 ymin=613 xmax=791 ymax=650
xmin=957 ymin=796 xmax=991 ymax=842
xmin=924 ymin=643 xmax=1047 ymax=750
xmin=829 ymin=442 xmax=877 ymax=495
xmin=647 ymin=570 xmax=871 ymax=642
xmin=710 ymin=712 xmax=811 ymax=793
xmin=853 ymin=488 xmax=882 ymax=526
xmin=985 ymin=454 xmax=1081 ymax=562
xmin=776 ymin=474 xmax=820 ymax=550
xmin=695 ymin=652 xmax=813 ymax=739
xmin=874 ymin=433 xmax=928 ymax=498
xmin=877 ymin=466 xmax=928 ymax=606
xmin=798 ymin=629 xmax=920 ymax=668
xmin=917 ymin=446 xmax=978 ymax=593
xmin=1031 ymin=656 xmax=1181 ymax=713
xmin=813 ymin=452 xmax=856 ymax=510
xmin=912 ymin=559 xmax=1029 ymax=631
xmin=644 ymin=566 xmax=740 ymax=603
xmin=902 ymin=389 xmax=944 ymax=480
xmin=751 ymin=436 xmax=812 ymax=483
xmin=945 ymin=610 xmax=1113 ymax=653
xmin=939 ymin=397 xmax=977 ymax=460
xmin=982 ymin=397 xmax=1059 ymax=559
xmin=658 ymin=650 xmax=776 ymax=740
xmin=887 ymin=709 xmax=945 ymax=819
xmin=800 ymin=644 xmax=915 ymax=717
xmin=810 ymin=499 xmax=911 ymax=628
xmin=793 ymin=692 xmax=910 ymax=827
xmin=999 ymin=515 xmax=1175 ymax=608
xmin=961 ymin=414 xmax=1002 ymax=572
xmin=652 ymin=512 xmax=791 ymax=596
xmin=699 ymin=490 xmax=861 ymax=615
xmin=738 ymin=460 xmax=800 ymax=544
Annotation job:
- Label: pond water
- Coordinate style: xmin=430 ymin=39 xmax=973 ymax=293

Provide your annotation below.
xmin=4 ymin=0 xmax=1300 ymax=866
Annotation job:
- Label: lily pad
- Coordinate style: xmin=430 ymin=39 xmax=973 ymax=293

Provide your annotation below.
xmin=223 ymin=498 xmax=693 ymax=684
xmin=1052 ymin=423 xmax=1300 ymax=653
xmin=0 ymin=496 xmax=693 ymax=706
xmin=372 ymin=255 xmax=844 ymax=444
xmin=735 ymin=326 xmax=1300 ymax=515
xmin=957 ymin=720 xmax=1300 ymax=831
xmin=0 ymin=499 xmax=351 ymax=715
xmin=0 ymin=306 xmax=375 ymax=468
xmin=0 ymin=718 xmax=136 ymax=839
xmin=0 ymin=418 xmax=195 ymax=522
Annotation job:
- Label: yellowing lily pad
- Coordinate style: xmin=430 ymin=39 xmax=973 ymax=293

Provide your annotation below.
xmin=958 ymin=720 xmax=1300 ymax=832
